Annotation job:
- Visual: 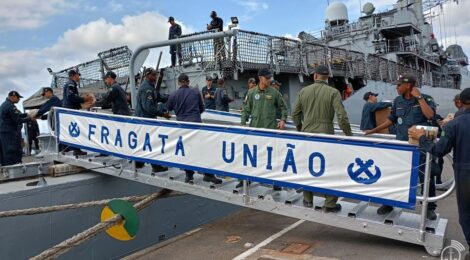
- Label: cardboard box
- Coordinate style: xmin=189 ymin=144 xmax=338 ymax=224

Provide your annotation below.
xmin=408 ymin=125 xmax=438 ymax=146
xmin=374 ymin=107 xmax=391 ymax=134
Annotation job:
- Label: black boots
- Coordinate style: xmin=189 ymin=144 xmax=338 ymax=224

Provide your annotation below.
xmin=203 ymin=174 xmax=222 ymax=184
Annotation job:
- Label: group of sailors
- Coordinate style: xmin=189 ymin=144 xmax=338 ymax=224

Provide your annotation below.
xmin=1 ymin=64 xmax=469 ymax=258
xmin=0 ymin=11 xmax=468 ymax=256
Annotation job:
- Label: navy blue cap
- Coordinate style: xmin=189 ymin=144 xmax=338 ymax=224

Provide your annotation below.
xmin=460 ymin=88 xmax=470 ymax=104
xmin=41 ymin=87 xmax=53 ymax=96
xmin=168 ymin=16 xmax=175 ymax=22
xmin=363 ymin=91 xmax=378 ymax=101
xmin=313 ymin=65 xmax=329 ymax=75
xmin=103 ymin=71 xmax=117 ymax=79
xmin=8 ymin=91 xmax=23 ymax=98
xmin=68 ymin=69 xmax=80 ymax=77
xmin=258 ymin=68 xmax=272 ymax=78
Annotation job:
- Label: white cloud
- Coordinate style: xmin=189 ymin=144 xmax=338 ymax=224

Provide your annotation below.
xmin=236 ymin=0 xmax=269 ymax=22
xmin=0 ymin=11 xmax=194 ymax=108
xmin=0 ymin=0 xmax=71 ymax=30
xmin=238 ymin=0 xmax=269 ymax=12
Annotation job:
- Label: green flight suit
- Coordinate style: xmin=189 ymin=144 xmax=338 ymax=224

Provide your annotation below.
xmin=241 ymin=85 xmax=288 ymax=129
xmin=292 ymin=80 xmax=353 ymax=208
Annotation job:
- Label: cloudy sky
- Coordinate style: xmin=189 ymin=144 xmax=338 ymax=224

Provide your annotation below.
xmin=0 ymin=0 xmax=468 ymax=114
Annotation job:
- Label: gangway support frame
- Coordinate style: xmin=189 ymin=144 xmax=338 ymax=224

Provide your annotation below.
xmin=56 ymin=154 xmax=447 ymax=256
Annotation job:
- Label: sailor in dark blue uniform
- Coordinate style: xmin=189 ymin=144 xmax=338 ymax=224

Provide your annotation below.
xmin=201 ymin=75 xmax=216 ymax=109
xmin=135 ymin=68 xmax=170 ymax=173
xmin=360 ymin=92 xmax=392 ymax=130
xmin=102 ymin=71 xmax=131 ymax=116
xmin=207 ymin=11 xmax=223 ymax=31
xmin=214 ymin=78 xmax=233 ymax=112
xmin=36 ymin=87 xmax=62 ymax=120
xmin=0 ymin=91 xmax=30 ymax=166
xmin=168 ymin=16 xmax=182 ymax=67
xmin=409 ymin=88 xmax=470 ymax=258
xmin=365 ymin=73 xmax=437 ymax=219
xmin=207 ymin=11 xmax=226 ymax=61
xmin=167 ymin=73 xmax=222 ymax=184
xmin=63 ymin=70 xmax=85 ymax=109
xmin=62 ymin=70 xmax=90 ymax=156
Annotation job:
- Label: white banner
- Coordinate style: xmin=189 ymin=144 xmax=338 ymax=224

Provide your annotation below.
xmin=56 ymin=108 xmax=420 ymax=209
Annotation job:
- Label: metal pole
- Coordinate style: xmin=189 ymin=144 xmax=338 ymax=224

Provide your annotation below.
xmin=419 ymin=152 xmax=432 ymax=241
xmin=242 ymin=180 xmax=249 ymax=204
xmin=129 ymin=30 xmax=237 ymax=109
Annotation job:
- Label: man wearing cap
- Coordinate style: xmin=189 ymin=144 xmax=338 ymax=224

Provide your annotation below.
xmin=36 ymin=87 xmax=62 ymax=120
xmin=102 ymin=71 xmax=131 ymax=116
xmin=365 ymin=73 xmax=438 ymax=219
xmin=409 ymin=88 xmax=470 ymax=259
xmin=63 ymin=70 xmax=92 ymax=110
xmin=292 ymin=65 xmax=352 ymax=212
xmin=135 ymin=68 xmax=170 ymax=173
xmin=247 ymin=78 xmax=257 ymax=90
xmin=167 ymin=73 xmax=223 ymax=184
xmin=207 ymin=11 xmax=226 ymax=61
xmin=214 ymin=78 xmax=233 ymax=112
xmin=201 ymin=76 xmax=216 ymax=109
xmin=62 ymin=70 xmax=90 ymax=156
xmin=168 ymin=16 xmax=182 ymax=67
xmin=243 ymin=78 xmax=257 ymax=105
xmin=240 ymin=68 xmax=288 ymax=190
xmin=360 ymin=92 xmax=391 ymax=130
xmin=242 ymin=69 xmax=287 ymax=129
xmin=0 ymin=91 xmax=30 ymax=166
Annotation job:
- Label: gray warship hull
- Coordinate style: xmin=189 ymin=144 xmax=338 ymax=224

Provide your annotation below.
xmin=0 ymin=172 xmax=239 ymax=259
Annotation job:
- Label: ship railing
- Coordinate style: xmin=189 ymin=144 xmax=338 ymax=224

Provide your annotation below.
xmin=50 ymin=46 xmax=132 ymax=89
xmin=129 ymin=30 xmax=238 ymax=107
xmin=173 ymin=28 xmax=456 ymax=89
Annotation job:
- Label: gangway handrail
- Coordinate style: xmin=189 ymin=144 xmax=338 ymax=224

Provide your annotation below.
xmin=129 ymin=30 xmax=237 ymax=108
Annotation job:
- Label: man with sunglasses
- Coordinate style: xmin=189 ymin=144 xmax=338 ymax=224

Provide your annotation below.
xmin=365 ymin=73 xmax=437 ymax=220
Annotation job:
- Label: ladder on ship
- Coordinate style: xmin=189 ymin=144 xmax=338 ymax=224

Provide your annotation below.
xmin=55 ymin=151 xmax=452 ymax=256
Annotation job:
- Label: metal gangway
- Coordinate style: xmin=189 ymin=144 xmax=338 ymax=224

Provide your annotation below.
xmin=50 ymin=31 xmax=455 ymax=257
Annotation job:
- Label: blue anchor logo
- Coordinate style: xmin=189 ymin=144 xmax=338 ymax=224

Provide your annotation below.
xmin=68 ymin=122 xmax=80 ymax=138
xmin=347 ymin=158 xmax=381 ymax=185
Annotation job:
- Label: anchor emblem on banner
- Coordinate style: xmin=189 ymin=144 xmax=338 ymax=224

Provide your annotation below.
xmin=347 ymin=158 xmax=381 ymax=185
xmin=68 ymin=122 xmax=80 ymax=138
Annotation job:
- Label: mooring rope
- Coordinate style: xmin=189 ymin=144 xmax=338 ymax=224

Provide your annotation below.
xmin=30 ymin=189 xmax=172 ymax=260
xmin=0 ymin=195 xmax=147 ymax=218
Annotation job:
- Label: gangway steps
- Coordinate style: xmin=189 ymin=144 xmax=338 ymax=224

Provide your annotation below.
xmin=56 ymin=153 xmax=447 ymax=256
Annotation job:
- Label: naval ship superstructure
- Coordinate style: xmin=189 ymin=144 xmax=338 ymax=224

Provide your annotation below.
xmin=152 ymin=0 xmax=468 ymax=123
